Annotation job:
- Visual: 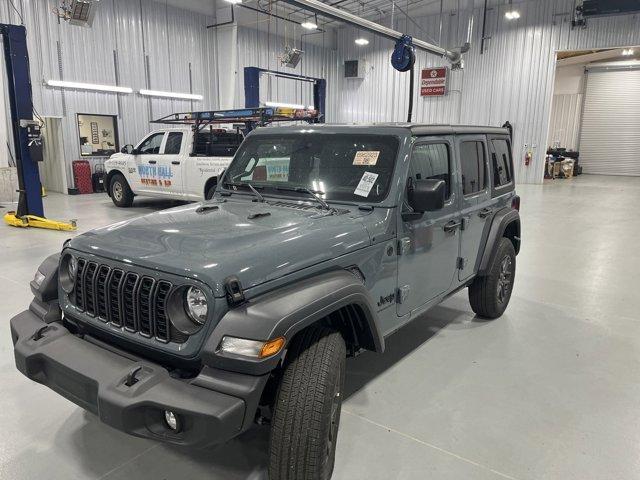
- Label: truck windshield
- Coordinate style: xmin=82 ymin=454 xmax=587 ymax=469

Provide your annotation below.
xmin=223 ymin=133 xmax=400 ymax=203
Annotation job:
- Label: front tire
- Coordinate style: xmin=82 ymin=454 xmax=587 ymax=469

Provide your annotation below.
xmin=109 ymin=174 xmax=134 ymax=208
xmin=468 ymin=237 xmax=516 ymax=319
xmin=269 ymin=325 xmax=346 ymax=480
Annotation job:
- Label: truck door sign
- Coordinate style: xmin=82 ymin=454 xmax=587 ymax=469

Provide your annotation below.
xmin=138 ymin=164 xmax=173 ymax=187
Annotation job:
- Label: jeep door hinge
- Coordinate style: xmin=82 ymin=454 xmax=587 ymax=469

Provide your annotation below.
xmin=397 ymin=285 xmax=410 ymax=304
xmin=456 ymin=257 xmax=467 ymax=270
xmin=398 ymin=237 xmax=411 ymax=256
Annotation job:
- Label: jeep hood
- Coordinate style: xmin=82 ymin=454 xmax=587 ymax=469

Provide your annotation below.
xmin=68 ymin=199 xmax=373 ymax=296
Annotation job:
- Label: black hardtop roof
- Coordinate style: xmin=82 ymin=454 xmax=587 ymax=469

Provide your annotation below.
xmin=249 ymin=123 xmax=509 ymax=136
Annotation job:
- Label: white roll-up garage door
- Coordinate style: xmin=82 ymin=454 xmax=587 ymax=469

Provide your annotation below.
xmin=579 ymin=67 xmax=640 ymax=176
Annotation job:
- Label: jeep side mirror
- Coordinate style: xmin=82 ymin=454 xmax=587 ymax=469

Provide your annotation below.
xmin=121 ymin=144 xmax=135 ymax=154
xmin=408 ymin=178 xmax=446 ymax=213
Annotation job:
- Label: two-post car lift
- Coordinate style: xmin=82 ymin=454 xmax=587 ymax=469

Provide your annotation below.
xmin=1 ymin=23 xmax=76 ymax=231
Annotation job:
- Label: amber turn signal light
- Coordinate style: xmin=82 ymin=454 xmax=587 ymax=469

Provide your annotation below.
xmin=259 ymin=337 xmax=286 ymax=358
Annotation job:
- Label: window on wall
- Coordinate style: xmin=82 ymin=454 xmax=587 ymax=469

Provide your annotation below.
xmin=408 ymin=143 xmax=451 ymax=199
xmin=491 ymin=139 xmax=513 ymax=187
xmin=77 ymin=114 xmax=119 ymax=157
xmin=460 ymin=141 xmax=487 ymax=195
xmin=164 ymin=132 xmax=183 ymax=155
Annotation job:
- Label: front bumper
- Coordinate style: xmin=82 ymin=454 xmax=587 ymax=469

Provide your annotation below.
xmin=10 ymin=309 xmax=254 ymax=447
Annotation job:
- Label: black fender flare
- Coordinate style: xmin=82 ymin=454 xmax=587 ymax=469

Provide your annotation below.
xmin=29 ymin=253 xmax=62 ymax=323
xmin=201 ymin=269 xmax=384 ymax=375
xmin=477 ymin=207 xmax=521 ymax=275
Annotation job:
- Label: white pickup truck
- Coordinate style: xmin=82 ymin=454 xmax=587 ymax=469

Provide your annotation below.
xmin=104 ymin=127 xmax=242 ymax=207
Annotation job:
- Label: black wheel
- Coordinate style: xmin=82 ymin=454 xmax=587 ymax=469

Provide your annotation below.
xmin=269 ymin=325 xmax=346 ymax=480
xmin=469 ymin=237 xmax=516 ymax=319
xmin=205 ymin=182 xmax=217 ymax=200
xmin=109 ymin=174 xmax=134 ymax=207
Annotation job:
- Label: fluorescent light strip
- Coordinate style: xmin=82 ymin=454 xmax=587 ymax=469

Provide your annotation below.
xmin=265 ymin=101 xmax=306 ymax=109
xmin=139 ymin=89 xmax=203 ymax=101
xmin=46 ymin=79 xmax=132 ymax=94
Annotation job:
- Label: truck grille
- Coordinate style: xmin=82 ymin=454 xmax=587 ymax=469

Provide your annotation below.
xmin=70 ymin=259 xmax=175 ymax=343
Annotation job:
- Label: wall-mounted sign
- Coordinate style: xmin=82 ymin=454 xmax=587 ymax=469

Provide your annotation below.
xmin=420 ymin=67 xmax=448 ymax=96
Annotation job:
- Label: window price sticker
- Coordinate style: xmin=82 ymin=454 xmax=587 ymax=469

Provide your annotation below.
xmin=354 ymin=171 xmax=379 ymax=197
xmin=353 ymin=151 xmax=380 ymax=166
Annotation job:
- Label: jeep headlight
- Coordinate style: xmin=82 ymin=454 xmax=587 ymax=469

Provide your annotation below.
xmin=60 ymin=253 xmax=77 ymax=293
xmin=185 ymin=286 xmax=207 ymax=325
xmin=167 ymin=285 xmax=211 ymax=335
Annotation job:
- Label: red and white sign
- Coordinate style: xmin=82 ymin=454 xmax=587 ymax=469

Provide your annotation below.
xmin=420 ymin=67 xmax=448 ymax=96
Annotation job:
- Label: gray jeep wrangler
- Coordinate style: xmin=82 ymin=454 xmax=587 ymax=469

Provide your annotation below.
xmin=11 ymin=124 xmax=520 ymax=480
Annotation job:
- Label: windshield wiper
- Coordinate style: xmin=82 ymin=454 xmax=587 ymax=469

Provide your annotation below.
xmin=223 ymin=181 xmax=265 ymax=202
xmin=275 ymin=185 xmax=335 ymax=213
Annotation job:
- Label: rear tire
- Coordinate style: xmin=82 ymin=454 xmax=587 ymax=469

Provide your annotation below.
xmin=109 ymin=174 xmax=134 ymax=208
xmin=268 ymin=325 xmax=346 ymax=480
xmin=205 ymin=182 xmax=217 ymax=200
xmin=469 ymin=237 xmax=516 ymax=319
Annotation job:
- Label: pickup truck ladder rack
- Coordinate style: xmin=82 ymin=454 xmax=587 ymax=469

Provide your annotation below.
xmin=151 ymin=107 xmax=320 ymax=133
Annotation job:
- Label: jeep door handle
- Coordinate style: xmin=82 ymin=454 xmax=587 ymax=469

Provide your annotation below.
xmin=443 ymin=220 xmax=462 ymax=233
xmin=148 ymin=160 xmax=157 ymax=164
xmin=478 ymin=208 xmax=493 ymax=218
xmin=171 ymin=161 xmax=180 ymax=165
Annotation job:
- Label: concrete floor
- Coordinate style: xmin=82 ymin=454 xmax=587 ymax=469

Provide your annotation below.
xmin=1 ymin=174 xmax=639 ymax=479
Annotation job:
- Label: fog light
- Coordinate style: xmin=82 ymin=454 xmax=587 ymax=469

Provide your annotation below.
xmin=164 ymin=410 xmax=181 ymax=432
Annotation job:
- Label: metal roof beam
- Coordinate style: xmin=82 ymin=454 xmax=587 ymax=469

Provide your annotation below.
xmin=279 ymin=0 xmax=461 ymax=64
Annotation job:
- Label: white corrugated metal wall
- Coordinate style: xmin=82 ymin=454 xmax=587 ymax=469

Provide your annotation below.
xmin=333 ymin=0 xmax=640 ymax=183
xmin=2 ymin=0 xmax=640 ymax=186
xmin=579 ymin=67 xmax=640 ymax=176
xmin=547 ymin=93 xmax=583 ymax=150
xmin=235 ymin=26 xmax=340 ymax=121
xmin=0 ymin=0 xmax=220 ymax=186
xmin=0 ymin=1 xmax=339 ymax=186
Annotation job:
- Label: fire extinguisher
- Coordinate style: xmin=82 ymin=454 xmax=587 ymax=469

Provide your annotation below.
xmin=524 ymin=150 xmax=532 ymax=166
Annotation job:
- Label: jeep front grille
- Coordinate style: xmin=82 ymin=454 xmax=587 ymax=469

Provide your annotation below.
xmin=70 ymin=259 xmax=175 ymax=343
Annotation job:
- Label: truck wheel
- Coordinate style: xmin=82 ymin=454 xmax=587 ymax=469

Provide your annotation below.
xmin=468 ymin=237 xmax=516 ymax=319
xmin=269 ymin=325 xmax=346 ymax=480
xmin=110 ymin=174 xmax=134 ymax=208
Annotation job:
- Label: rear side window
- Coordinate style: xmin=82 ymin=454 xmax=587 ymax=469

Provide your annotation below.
xmin=460 ymin=141 xmax=487 ymax=195
xmin=409 ymin=143 xmax=451 ymax=199
xmin=164 ymin=132 xmax=183 ymax=154
xmin=193 ymin=130 xmax=243 ymax=157
xmin=491 ymin=139 xmax=512 ymax=187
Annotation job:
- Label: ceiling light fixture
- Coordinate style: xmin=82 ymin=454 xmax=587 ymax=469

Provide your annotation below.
xmin=505 ymin=10 xmax=520 ymax=20
xmin=224 ymin=0 xmax=242 ymax=4
xmin=139 ymin=89 xmax=203 ymax=101
xmin=46 ymin=79 xmax=132 ymax=93
xmin=301 ymin=14 xmax=318 ymax=30
xmin=622 ymin=48 xmax=635 ymax=56
xmin=354 ymin=3 xmax=369 ymax=46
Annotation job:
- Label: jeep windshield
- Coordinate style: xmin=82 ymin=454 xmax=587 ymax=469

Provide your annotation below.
xmin=222 ymin=133 xmax=400 ymax=203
